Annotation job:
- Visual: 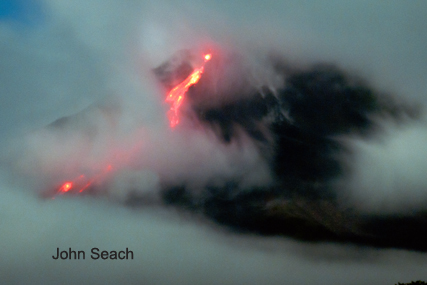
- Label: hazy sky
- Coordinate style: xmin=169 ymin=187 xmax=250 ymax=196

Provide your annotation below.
xmin=1 ymin=1 xmax=427 ymax=284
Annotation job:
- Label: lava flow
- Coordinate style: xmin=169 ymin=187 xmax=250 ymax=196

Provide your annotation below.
xmin=165 ymin=53 xmax=212 ymax=128
xmin=53 ymin=165 xmax=113 ymax=197
xmin=51 ymin=53 xmax=212 ymax=197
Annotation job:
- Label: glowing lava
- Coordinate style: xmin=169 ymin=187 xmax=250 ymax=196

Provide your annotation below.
xmin=165 ymin=53 xmax=212 ymax=128
xmin=51 ymin=53 xmax=212 ymax=198
xmin=54 ymin=165 xmax=113 ymax=196
xmin=58 ymin=182 xmax=73 ymax=193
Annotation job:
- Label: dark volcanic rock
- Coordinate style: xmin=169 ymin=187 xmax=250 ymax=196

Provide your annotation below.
xmin=154 ymin=50 xmax=425 ymax=252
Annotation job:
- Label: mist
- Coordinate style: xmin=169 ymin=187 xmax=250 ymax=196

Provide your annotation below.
xmin=1 ymin=0 xmax=427 ymax=284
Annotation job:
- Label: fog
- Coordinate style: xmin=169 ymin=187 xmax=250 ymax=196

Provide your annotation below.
xmin=1 ymin=0 xmax=427 ymax=284
xmin=1 ymin=180 xmax=427 ymax=284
